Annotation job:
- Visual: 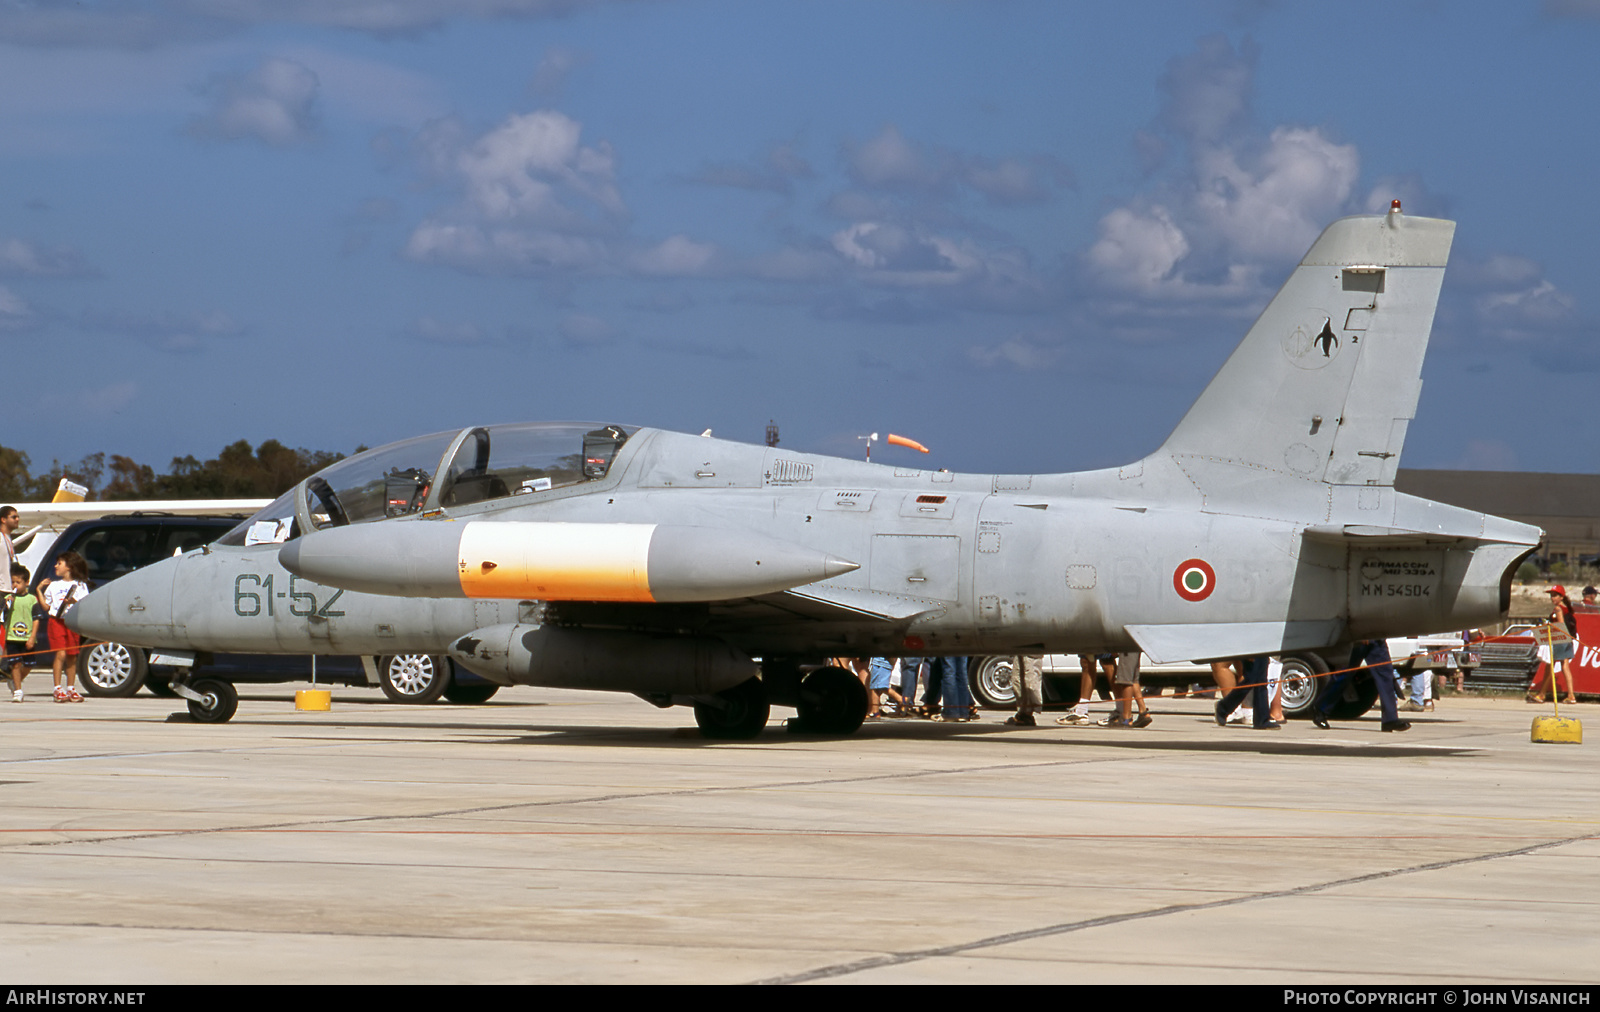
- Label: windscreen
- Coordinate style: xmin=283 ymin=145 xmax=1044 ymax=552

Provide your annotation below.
xmin=215 ymin=429 xmax=458 ymax=545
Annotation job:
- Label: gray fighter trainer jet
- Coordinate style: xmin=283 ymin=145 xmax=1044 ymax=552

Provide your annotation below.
xmin=70 ymin=205 xmax=1541 ymax=736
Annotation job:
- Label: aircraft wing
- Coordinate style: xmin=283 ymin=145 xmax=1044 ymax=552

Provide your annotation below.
xmin=544 ymin=586 xmax=933 ymax=638
xmin=11 ymin=499 xmax=269 ymax=529
xmin=1125 ymin=620 xmax=1346 ymax=665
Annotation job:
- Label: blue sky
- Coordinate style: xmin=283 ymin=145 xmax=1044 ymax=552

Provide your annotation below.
xmin=3 ymin=0 xmax=1598 ymax=480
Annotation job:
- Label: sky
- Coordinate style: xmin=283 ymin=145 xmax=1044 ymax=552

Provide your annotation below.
xmin=3 ymin=0 xmax=1598 ymax=480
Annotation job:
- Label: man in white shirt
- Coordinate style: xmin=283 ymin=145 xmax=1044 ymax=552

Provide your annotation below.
xmin=0 ymin=506 xmax=17 ymax=571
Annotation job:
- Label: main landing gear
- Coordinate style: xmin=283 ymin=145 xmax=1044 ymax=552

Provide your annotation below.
xmin=791 ymin=665 xmax=868 ymax=735
xmin=689 ymin=662 xmax=871 ymax=739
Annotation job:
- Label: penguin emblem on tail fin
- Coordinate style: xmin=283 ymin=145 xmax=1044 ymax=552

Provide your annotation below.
xmin=1314 ymin=318 xmax=1339 ymax=358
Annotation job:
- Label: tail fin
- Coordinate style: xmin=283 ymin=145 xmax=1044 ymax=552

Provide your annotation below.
xmin=1158 ymin=208 xmax=1455 ymax=487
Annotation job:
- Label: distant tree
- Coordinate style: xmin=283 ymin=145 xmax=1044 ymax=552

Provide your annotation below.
xmin=100 ymin=455 xmax=158 ymax=500
xmin=146 ymin=440 xmax=343 ymax=499
xmin=0 ymin=440 xmax=344 ymax=503
xmin=27 ymin=452 xmax=105 ymax=500
xmin=0 ymin=445 xmax=32 ymax=502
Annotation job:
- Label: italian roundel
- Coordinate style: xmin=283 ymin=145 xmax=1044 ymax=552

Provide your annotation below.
xmin=1173 ymin=559 xmax=1215 ymax=602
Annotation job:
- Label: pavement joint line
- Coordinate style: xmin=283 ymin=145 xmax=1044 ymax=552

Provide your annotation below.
xmin=0 ymin=754 xmax=1162 ymax=851
xmin=0 ymin=829 xmax=1575 ymax=840
xmin=750 ymin=830 xmax=1600 ymax=985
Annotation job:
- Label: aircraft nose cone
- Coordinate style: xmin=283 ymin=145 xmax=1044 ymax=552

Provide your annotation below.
xmin=64 ymin=584 xmax=111 ymax=638
xmin=68 ymin=556 xmax=179 ymax=643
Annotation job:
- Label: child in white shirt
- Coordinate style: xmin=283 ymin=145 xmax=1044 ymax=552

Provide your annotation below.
xmin=38 ymin=551 xmax=89 ymax=702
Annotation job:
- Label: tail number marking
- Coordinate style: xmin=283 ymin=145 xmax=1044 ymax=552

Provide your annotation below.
xmin=234 ymin=574 xmax=345 ymax=619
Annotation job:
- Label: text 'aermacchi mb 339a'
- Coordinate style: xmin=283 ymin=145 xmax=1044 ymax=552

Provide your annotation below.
xmin=70 ymin=206 xmax=1542 ymax=736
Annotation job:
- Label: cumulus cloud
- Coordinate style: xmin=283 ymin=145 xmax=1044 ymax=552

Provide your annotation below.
xmin=457 ymin=111 xmax=622 ymax=223
xmin=0 ymin=237 xmax=95 ymax=278
xmin=1085 ymin=37 xmax=1359 ymax=308
xmin=405 ymin=110 xmax=632 ymax=275
xmin=189 ymin=58 xmax=319 ymax=146
xmin=403 ymin=109 xmax=732 ymax=282
xmin=1190 ymin=127 xmax=1358 ymax=260
xmin=1087 ymin=207 xmax=1190 ymax=292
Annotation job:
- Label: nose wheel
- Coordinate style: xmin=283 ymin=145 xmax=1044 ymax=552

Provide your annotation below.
xmin=175 ymin=677 xmax=239 ymax=723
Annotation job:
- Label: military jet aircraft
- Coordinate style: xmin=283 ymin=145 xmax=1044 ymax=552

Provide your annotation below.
xmin=70 ymin=205 xmax=1542 ymax=736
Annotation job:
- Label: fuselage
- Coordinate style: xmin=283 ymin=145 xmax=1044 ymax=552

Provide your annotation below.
xmin=71 ymin=425 xmax=1541 ymax=668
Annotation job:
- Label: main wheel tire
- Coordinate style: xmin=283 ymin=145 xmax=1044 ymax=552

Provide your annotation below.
xmin=442 ymin=683 xmax=499 ymax=704
xmin=793 ymin=665 xmax=868 ymax=735
xmin=1279 ymin=653 xmax=1328 ymax=719
xmin=186 ymin=678 xmax=238 ymax=723
xmin=693 ymin=677 xmax=770 ymax=739
xmin=968 ymin=656 xmax=1018 ymax=708
xmin=378 ymin=654 xmax=450 ymax=704
xmin=78 ymin=642 xmax=149 ymax=698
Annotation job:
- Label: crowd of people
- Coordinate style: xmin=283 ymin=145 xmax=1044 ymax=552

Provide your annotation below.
xmin=2 ymin=505 xmax=92 ymax=704
xmin=844 ymin=588 xmax=1591 ymax=730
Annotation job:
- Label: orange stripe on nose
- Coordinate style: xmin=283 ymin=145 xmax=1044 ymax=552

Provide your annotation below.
xmin=456 ymin=522 xmax=657 ymax=601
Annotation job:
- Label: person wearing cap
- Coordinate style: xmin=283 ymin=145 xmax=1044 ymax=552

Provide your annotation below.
xmin=1527 ymin=585 xmax=1578 ymax=705
xmin=1581 ymin=586 xmax=1599 ymax=610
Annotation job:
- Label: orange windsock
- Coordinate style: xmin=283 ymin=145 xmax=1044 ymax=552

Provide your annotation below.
xmin=886 ymin=433 xmax=929 ymax=453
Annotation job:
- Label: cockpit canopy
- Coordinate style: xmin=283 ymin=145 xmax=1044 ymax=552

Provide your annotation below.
xmin=217 ymin=422 xmax=635 ymax=546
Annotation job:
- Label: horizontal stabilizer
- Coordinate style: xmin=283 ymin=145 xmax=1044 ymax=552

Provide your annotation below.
xmin=1301 ymin=524 xmax=1538 ymax=548
xmin=1126 ymin=620 xmax=1344 ymax=664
